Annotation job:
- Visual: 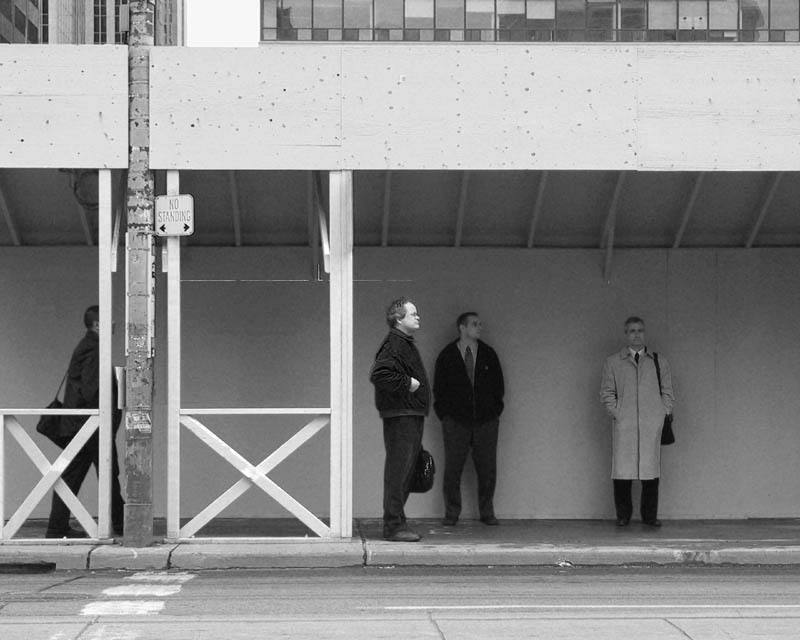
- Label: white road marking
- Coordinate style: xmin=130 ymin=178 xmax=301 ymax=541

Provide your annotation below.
xmin=79 ymin=571 xmax=195 ymax=621
xmin=103 ymin=584 xmax=183 ymax=597
xmin=80 ymin=626 xmax=141 ymax=640
xmin=81 ymin=600 xmax=165 ymax=616
xmin=383 ymin=604 xmax=800 ymax=611
xmin=124 ymin=572 xmax=196 ymax=584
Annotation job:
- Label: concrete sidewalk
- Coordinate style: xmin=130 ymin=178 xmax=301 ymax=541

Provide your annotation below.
xmin=1 ymin=518 xmax=799 ymax=571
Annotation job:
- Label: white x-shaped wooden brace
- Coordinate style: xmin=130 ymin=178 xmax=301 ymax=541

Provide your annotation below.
xmin=2 ymin=416 xmax=99 ymax=539
xmin=179 ymin=415 xmax=331 ymax=538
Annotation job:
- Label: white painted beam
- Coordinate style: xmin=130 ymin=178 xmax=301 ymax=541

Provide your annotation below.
xmin=75 ymin=201 xmax=94 ymax=246
xmin=98 ymin=169 xmax=112 ymax=538
xmin=228 ymin=171 xmax=243 ymax=247
xmin=746 ymin=172 xmax=783 ymax=249
xmin=527 ymin=171 xmax=548 ymax=248
xmin=329 ymin=170 xmax=353 ymax=538
xmin=381 ymin=171 xmax=392 ymax=247
xmin=0 ymin=177 xmax=21 ymax=246
xmin=0 ymin=414 xmax=4 ymax=538
xmin=454 ymin=171 xmax=470 ymax=248
xmin=308 ymin=172 xmax=319 ymax=279
xmin=166 ymin=171 xmax=182 ymax=540
xmin=673 ymin=172 xmax=704 ymax=249
xmin=602 ymin=172 xmax=627 ymax=282
xmin=600 ymin=172 xmax=626 ymax=250
xmin=315 ymin=172 xmax=331 ymax=274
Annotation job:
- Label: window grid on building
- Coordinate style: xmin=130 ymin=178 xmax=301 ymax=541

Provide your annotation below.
xmin=260 ymin=0 xmax=800 ymax=42
xmin=41 ymin=0 xmax=47 ymax=42
xmin=94 ymin=0 xmax=107 ymax=43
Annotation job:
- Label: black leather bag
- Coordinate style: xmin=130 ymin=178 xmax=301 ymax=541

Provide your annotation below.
xmin=409 ymin=448 xmax=435 ymax=493
xmin=653 ymin=353 xmax=675 ymax=446
xmin=661 ymin=412 xmax=675 ymax=446
xmin=36 ymin=372 xmax=70 ymax=449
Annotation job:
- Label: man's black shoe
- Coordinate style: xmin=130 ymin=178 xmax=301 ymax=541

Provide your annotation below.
xmin=45 ymin=527 xmax=88 ymax=539
xmin=442 ymin=517 xmax=458 ymax=526
xmin=480 ymin=516 xmax=499 ymax=526
xmin=385 ymin=527 xmax=421 ymax=542
xmin=616 ymin=518 xmax=630 ymax=527
xmin=643 ymin=519 xmax=662 ymax=528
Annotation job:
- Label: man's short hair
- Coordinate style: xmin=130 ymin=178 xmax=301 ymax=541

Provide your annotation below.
xmin=386 ymin=297 xmax=412 ymax=328
xmin=624 ymin=316 xmax=645 ymax=329
xmin=456 ymin=312 xmax=478 ymax=330
xmin=84 ymin=305 xmax=99 ymax=329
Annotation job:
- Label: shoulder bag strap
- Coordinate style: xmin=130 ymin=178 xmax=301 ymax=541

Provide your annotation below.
xmin=653 ymin=352 xmax=662 ymax=392
xmin=55 ymin=369 xmax=68 ymax=401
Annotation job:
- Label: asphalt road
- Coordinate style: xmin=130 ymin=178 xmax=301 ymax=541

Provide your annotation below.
xmin=1 ymin=566 xmax=800 ymax=639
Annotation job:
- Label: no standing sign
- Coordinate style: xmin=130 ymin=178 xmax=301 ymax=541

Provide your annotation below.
xmin=155 ymin=194 xmax=195 ymax=236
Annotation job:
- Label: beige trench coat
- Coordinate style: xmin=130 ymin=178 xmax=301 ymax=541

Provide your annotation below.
xmin=600 ymin=348 xmax=675 ymax=480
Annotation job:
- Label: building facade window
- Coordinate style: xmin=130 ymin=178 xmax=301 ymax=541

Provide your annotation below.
xmin=41 ymin=0 xmax=48 ymax=42
xmin=260 ymin=0 xmax=798 ymax=41
xmin=94 ymin=0 xmax=108 ymax=43
xmin=115 ymin=0 xmax=129 ymax=43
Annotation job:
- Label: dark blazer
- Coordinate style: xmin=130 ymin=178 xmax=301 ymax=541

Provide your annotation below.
xmin=370 ymin=328 xmax=430 ymax=419
xmin=59 ymin=330 xmax=120 ymax=438
xmin=433 ymin=339 xmax=504 ymax=424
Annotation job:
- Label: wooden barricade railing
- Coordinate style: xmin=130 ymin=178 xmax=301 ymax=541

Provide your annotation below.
xmin=167 ymin=408 xmax=332 ymax=541
xmin=0 ymin=409 xmax=105 ymax=541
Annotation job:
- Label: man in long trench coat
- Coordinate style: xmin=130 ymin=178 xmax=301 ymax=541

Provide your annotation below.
xmin=600 ymin=316 xmax=674 ymax=527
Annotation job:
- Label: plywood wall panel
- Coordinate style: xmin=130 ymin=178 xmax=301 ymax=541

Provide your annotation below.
xmin=339 ymin=46 xmax=637 ymax=170
xmin=0 ymin=46 xmax=128 ymax=168
xmin=150 ymin=45 xmax=800 ymax=172
xmin=150 ymin=47 xmax=343 ymax=170
xmin=636 ymin=46 xmax=800 ymax=171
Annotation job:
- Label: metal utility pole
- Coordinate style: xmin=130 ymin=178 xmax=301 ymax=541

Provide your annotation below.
xmin=124 ymin=0 xmax=156 ymax=547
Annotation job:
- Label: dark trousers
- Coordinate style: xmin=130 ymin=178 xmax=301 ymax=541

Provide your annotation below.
xmin=47 ymin=429 xmax=124 ymax=534
xmin=382 ymin=415 xmax=424 ymax=532
xmin=442 ymin=417 xmax=499 ymax=521
xmin=613 ymin=478 xmax=659 ymax=522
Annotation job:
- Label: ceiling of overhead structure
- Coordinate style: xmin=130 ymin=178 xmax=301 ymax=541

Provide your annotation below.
xmin=1 ymin=169 xmax=798 ymax=249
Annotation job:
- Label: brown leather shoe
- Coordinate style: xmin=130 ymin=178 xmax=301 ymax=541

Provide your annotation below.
xmin=480 ymin=516 xmax=499 ymax=526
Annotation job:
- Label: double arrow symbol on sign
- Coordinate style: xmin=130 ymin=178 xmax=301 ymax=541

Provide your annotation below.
xmin=159 ymin=224 xmax=191 ymax=233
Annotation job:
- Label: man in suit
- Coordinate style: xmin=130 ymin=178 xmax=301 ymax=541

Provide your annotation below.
xmin=434 ymin=312 xmax=505 ymax=526
xmin=45 ymin=305 xmax=125 ymax=538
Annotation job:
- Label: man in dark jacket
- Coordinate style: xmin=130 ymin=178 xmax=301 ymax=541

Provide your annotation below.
xmin=369 ymin=297 xmax=430 ymax=542
xmin=434 ymin=312 xmax=504 ymax=526
xmin=46 ymin=305 xmax=124 ymax=538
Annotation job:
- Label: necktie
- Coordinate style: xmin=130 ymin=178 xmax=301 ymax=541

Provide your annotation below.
xmin=465 ymin=346 xmax=475 ymax=386
xmin=634 ymin=352 xmax=640 ymax=364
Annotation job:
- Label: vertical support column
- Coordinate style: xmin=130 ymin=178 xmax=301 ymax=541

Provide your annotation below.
xmin=98 ymin=169 xmax=113 ymax=539
xmin=166 ymin=171 xmax=181 ymax=540
xmin=0 ymin=415 xmax=5 ymax=540
xmin=125 ymin=1 xmax=156 ymax=547
xmin=329 ymin=171 xmax=353 ymax=538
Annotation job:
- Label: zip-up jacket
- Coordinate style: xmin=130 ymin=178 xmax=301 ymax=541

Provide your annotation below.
xmin=369 ymin=327 xmax=430 ymax=419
